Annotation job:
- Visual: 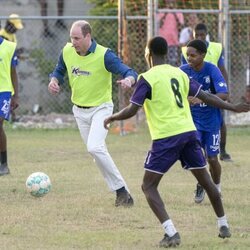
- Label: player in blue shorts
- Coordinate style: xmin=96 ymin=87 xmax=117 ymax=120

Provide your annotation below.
xmin=180 ymin=39 xmax=228 ymax=204
xmin=181 ymin=23 xmax=232 ymax=162
xmin=0 ymin=36 xmax=19 ymax=175
xmin=104 ymin=37 xmax=249 ymax=247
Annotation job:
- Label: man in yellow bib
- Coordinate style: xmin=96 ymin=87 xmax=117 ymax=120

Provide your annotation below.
xmin=48 ymin=20 xmax=137 ymax=207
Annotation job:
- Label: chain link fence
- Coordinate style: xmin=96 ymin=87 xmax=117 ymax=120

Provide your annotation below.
xmin=154 ymin=0 xmax=250 ymax=125
xmin=1 ymin=0 xmax=249 ymax=126
xmin=0 ymin=15 xmax=148 ymax=117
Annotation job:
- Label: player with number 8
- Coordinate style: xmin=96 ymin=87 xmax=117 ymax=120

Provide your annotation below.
xmin=104 ymin=36 xmax=249 ymax=248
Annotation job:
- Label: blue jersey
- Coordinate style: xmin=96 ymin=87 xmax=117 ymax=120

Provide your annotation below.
xmin=180 ymin=62 xmax=228 ymax=131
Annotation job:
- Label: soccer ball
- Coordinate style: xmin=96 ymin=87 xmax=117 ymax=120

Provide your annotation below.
xmin=26 ymin=172 xmax=51 ymax=197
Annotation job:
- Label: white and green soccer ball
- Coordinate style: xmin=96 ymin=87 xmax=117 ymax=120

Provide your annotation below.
xmin=26 ymin=172 xmax=51 ymax=197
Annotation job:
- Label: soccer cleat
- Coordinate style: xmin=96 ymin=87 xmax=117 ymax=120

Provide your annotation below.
xmin=115 ymin=190 xmax=134 ymax=207
xmin=218 ymin=226 xmax=231 ymax=238
xmin=219 ymin=152 xmax=233 ymax=162
xmin=0 ymin=163 xmax=10 ymax=176
xmin=159 ymin=232 xmax=181 ymax=248
xmin=194 ymin=184 xmax=205 ymax=203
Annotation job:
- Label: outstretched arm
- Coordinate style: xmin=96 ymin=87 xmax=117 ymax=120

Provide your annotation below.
xmin=104 ymin=103 xmax=140 ymax=129
xmin=197 ymin=90 xmax=250 ymax=112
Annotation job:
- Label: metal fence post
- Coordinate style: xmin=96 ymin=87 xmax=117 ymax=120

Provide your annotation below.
xmin=219 ymin=0 xmax=230 ymax=83
xmin=118 ymin=0 xmax=125 ymax=135
xmin=153 ymin=0 xmax=158 ymax=37
xmin=147 ymin=0 xmax=154 ymax=40
xmin=219 ymin=0 xmax=230 ymax=123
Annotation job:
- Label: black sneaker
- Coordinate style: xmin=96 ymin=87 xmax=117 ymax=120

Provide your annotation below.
xmin=115 ymin=190 xmax=134 ymax=207
xmin=159 ymin=232 xmax=181 ymax=248
xmin=0 ymin=163 xmax=10 ymax=176
xmin=194 ymin=184 xmax=205 ymax=203
xmin=220 ymin=152 xmax=233 ymax=162
xmin=218 ymin=226 xmax=231 ymax=238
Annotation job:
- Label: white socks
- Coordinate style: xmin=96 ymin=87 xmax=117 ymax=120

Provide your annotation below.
xmin=217 ymin=215 xmax=229 ymax=228
xmin=162 ymin=216 xmax=228 ymax=236
xmin=162 ymin=219 xmax=177 ymax=237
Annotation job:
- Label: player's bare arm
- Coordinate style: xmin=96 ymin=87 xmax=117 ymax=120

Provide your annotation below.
xmin=189 ymin=92 xmax=228 ymax=105
xmin=197 ymin=90 xmax=250 ymax=112
xmin=104 ymin=103 xmax=140 ymax=129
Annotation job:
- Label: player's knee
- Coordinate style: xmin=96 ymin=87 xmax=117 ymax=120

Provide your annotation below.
xmin=207 ymin=156 xmax=219 ymax=165
xmin=141 ymin=183 xmax=151 ymax=200
xmin=87 ymin=144 xmax=105 ymax=156
xmin=141 ymin=182 xmax=154 ymax=197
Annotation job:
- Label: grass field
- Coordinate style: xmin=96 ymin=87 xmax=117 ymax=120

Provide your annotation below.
xmin=1 ymin=124 xmax=249 ymax=250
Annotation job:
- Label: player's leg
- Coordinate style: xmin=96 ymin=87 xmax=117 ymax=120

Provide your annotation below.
xmin=220 ymin=111 xmax=232 ymax=161
xmin=0 ymin=118 xmax=9 ymax=175
xmin=142 ymin=139 xmax=184 ymax=247
xmin=57 ymin=0 xmax=64 ymax=16
xmin=195 ymin=130 xmax=222 ymax=203
xmin=193 ymin=130 xmax=206 ymax=203
xmin=206 ymin=130 xmax=222 ymax=195
xmin=207 ymin=155 xmax=221 ymax=192
xmin=142 ymin=171 xmax=180 ymax=247
xmin=39 ymin=0 xmax=54 ymax=37
xmin=55 ymin=0 xmax=67 ymax=29
xmin=90 ymin=103 xmax=133 ymax=206
xmin=181 ymin=138 xmax=231 ymax=239
xmin=191 ymin=168 xmax=231 ymax=238
xmin=142 ymin=171 xmax=166 ymax=222
xmin=0 ymin=92 xmax=12 ymax=175
xmin=73 ymin=103 xmax=133 ymax=206
xmin=39 ymin=0 xmax=48 ymax=31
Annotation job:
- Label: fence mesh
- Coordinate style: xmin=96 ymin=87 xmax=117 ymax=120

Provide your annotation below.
xmin=1 ymin=0 xmax=250 ymax=125
xmin=156 ymin=0 xmax=250 ymax=105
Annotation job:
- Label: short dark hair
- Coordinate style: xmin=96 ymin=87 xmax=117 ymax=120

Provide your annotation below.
xmin=72 ymin=20 xmax=92 ymax=36
xmin=194 ymin=23 xmax=207 ymax=33
xmin=81 ymin=22 xmax=92 ymax=36
xmin=148 ymin=36 xmax=168 ymax=56
xmin=187 ymin=39 xmax=207 ymax=54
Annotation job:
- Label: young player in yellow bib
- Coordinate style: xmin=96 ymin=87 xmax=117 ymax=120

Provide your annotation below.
xmin=0 ymin=37 xmax=19 ymax=175
xmin=104 ymin=36 xmax=250 ymax=247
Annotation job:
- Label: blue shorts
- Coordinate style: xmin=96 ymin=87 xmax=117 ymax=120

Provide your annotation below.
xmin=197 ymin=129 xmax=220 ymax=157
xmin=0 ymin=92 xmax=12 ymax=121
xmin=144 ymin=131 xmax=207 ymax=175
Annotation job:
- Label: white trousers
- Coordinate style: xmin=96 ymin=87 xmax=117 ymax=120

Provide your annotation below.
xmin=72 ymin=102 xmax=129 ymax=192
